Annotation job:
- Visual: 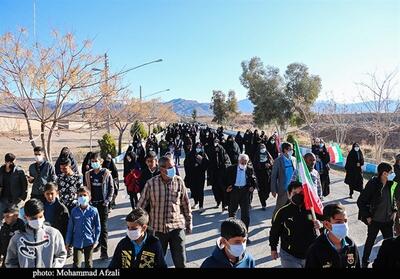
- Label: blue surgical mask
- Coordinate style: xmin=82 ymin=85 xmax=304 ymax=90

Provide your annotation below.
xmin=196 ymin=148 xmax=202 ymax=153
xmin=166 ymin=167 xmax=176 ymax=178
xmin=331 ymin=223 xmax=348 ymax=240
xmin=78 ymin=196 xmax=89 ymax=206
xmin=388 ymin=172 xmax=396 ymax=181
xmin=227 ymin=242 xmax=246 ymax=258
xmin=91 ymin=162 xmax=101 ymax=169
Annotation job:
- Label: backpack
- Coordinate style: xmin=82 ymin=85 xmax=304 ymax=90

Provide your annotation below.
xmin=124 ymin=169 xmax=141 ymax=193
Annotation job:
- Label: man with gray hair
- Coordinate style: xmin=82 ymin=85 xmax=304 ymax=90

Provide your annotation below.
xmin=291 ymin=153 xmax=322 ymax=200
xmin=225 ymin=153 xmax=257 ymax=239
xmin=137 ymin=156 xmax=192 ymax=268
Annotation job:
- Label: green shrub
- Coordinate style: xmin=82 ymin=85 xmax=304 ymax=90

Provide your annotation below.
xmin=130 ymin=120 xmax=148 ymax=139
xmin=98 ymin=133 xmax=117 ymax=159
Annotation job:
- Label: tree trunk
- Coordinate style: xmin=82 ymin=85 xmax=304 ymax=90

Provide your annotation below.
xmin=40 ymin=122 xmax=49 ymax=160
xmin=23 ymin=111 xmax=37 ymax=148
xmin=118 ymin=129 xmax=123 ymax=155
xmin=46 ymin=121 xmax=58 ymax=163
xmin=90 ymin=124 xmax=93 ymax=152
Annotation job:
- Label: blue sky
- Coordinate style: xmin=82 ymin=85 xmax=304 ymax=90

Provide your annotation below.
xmin=1 ymin=0 xmax=399 ymax=103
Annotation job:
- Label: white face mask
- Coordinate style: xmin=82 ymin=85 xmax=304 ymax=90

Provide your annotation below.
xmin=214 ymin=142 xmax=218 ymax=147
xmin=354 ymin=147 xmax=360 ymax=152
xmin=239 ymin=163 xmax=247 ymax=170
xmin=287 ymin=150 xmax=293 ymax=157
xmin=28 ymin=217 xmax=45 ymax=230
xmin=260 ymin=148 xmax=267 ymax=153
xmin=35 ymin=155 xmax=44 ymax=163
xmin=127 ymin=228 xmax=142 ymax=241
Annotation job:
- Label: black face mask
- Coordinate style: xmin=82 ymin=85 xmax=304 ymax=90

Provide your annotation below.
xmin=291 ymin=193 xmax=304 ymax=206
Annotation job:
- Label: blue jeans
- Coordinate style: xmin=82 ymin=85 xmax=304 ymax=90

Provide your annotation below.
xmin=280 ymin=249 xmax=306 ymax=268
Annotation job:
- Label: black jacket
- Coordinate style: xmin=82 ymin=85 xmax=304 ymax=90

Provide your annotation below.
xmin=184 ymin=150 xmax=209 ymax=189
xmin=206 ymin=144 xmax=231 ymax=171
xmin=139 ymin=166 xmax=160 ymax=192
xmin=269 ymin=202 xmax=319 ymax=259
xmin=102 ymin=160 xmax=119 ymax=180
xmin=357 ymin=176 xmax=400 ymax=225
xmin=0 ymin=218 xmax=25 ymax=260
xmin=312 ymin=145 xmax=330 ymax=175
xmin=41 ymin=197 xmax=70 ymax=237
xmin=373 ymin=236 xmax=400 ymax=268
xmin=224 ymin=165 xmax=257 ymax=190
xmin=344 ymin=149 xmax=364 ymax=191
xmin=224 ymin=141 xmax=241 ymax=165
xmin=0 ymin=165 xmax=28 ymax=203
xmin=109 ymin=233 xmax=167 ymax=268
xmin=305 ymin=233 xmax=360 ymax=268
xmin=266 ymin=137 xmax=279 ymax=159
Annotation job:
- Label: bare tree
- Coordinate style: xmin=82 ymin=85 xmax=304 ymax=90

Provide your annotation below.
xmin=142 ymin=99 xmax=178 ymax=136
xmin=321 ymin=93 xmax=354 ymax=144
xmin=0 ymin=29 xmax=121 ymax=161
xmin=111 ymin=96 xmax=145 ymax=154
xmin=356 ymin=69 xmax=399 ymax=162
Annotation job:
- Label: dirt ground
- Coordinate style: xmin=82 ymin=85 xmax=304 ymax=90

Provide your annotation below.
xmin=0 ymin=127 xmax=132 ymax=171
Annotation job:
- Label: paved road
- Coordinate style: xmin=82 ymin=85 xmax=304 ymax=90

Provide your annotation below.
xmin=65 ymin=163 xmax=382 ymax=268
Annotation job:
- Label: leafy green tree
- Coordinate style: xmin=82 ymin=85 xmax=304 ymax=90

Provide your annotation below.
xmin=240 ymin=57 xmax=321 ymax=134
xmin=210 ymin=90 xmax=228 ymax=124
xmin=192 ymin=109 xmax=197 ymax=122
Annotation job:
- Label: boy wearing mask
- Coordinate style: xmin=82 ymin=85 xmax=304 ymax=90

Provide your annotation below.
xmin=65 ymin=187 xmax=100 ymax=268
xmin=201 ymin=218 xmax=255 ymax=268
xmin=305 ymin=203 xmax=360 ymax=268
xmin=5 ymin=199 xmax=66 ymax=267
xmin=109 ymin=208 xmax=166 ymax=268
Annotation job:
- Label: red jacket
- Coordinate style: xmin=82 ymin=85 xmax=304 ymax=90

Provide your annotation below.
xmin=124 ymin=169 xmax=141 ymax=193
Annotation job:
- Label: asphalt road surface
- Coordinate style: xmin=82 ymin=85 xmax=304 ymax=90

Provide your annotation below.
xmin=65 ymin=163 xmax=380 ymax=268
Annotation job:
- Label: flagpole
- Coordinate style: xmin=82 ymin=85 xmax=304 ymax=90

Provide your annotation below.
xmin=310 ymin=207 xmax=321 ymax=236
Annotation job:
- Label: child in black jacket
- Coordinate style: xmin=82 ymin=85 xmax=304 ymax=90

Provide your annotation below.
xmin=109 ymin=208 xmax=166 ymax=268
xmin=0 ymin=206 xmax=25 ymax=267
xmin=42 ymin=182 xmax=70 ymax=238
xmin=306 ymin=203 xmax=360 ymax=268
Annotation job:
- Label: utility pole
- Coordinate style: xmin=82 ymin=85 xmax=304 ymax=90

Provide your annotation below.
xmin=104 ymin=53 xmax=111 ymax=134
xmin=140 ymin=85 xmax=142 ymax=101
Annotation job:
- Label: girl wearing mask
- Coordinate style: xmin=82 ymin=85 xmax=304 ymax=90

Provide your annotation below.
xmin=184 ymin=143 xmax=209 ymax=212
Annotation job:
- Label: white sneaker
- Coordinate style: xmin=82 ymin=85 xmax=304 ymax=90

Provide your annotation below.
xmin=191 ymin=204 xmax=198 ymax=209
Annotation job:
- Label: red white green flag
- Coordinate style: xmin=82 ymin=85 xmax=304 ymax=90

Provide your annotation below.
xmin=293 ymin=140 xmax=324 ymax=216
xmin=328 ymin=143 xmax=344 ymax=164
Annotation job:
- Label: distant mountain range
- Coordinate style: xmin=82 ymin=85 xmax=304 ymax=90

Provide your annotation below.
xmin=1 ymin=96 xmax=397 ymax=118
xmin=164 ymin=98 xmax=399 ymax=116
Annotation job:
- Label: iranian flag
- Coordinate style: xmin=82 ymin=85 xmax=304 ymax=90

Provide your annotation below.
xmin=328 ymin=143 xmax=344 ymax=164
xmin=293 ymin=140 xmax=324 ymax=216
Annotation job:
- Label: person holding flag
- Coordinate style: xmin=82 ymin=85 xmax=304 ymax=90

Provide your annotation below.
xmin=305 ymin=203 xmax=360 ymax=268
xmin=269 ymin=181 xmax=322 ymax=268
xmin=291 ymin=153 xmax=323 ymax=201
xmin=292 ymin=140 xmax=324 ymax=218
